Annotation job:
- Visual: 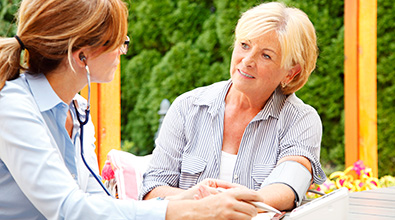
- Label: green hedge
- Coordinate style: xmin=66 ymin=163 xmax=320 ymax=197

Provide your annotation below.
xmin=121 ymin=0 xmax=394 ymax=177
xmin=0 ymin=0 xmax=19 ymax=37
xmin=376 ymin=0 xmax=395 ymax=176
xmin=1 ymin=0 xmax=393 ymax=177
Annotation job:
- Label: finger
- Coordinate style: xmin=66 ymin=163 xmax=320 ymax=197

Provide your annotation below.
xmin=226 ymin=211 xmax=256 ymax=220
xmin=232 ymin=200 xmax=258 ymax=218
xmin=207 ymin=187 xmax=220 ymax=195
xmin=193 ymin=187 xmax=204 ymax=200
xmin=206 ymin=179 xmax=219 ymax=188
xmin=193 ymin=185 xmax=212 ymax=200
xmin=199 ymin=184 xmax=213 ymax=197
xmin=229 ymin=188 xmax=264 ymax=203
xmin=200 ymin=178 xmax=246 ymax=190
xmin=213 ymin=179 xmax=245 ymax=189
xmin=233 ymin=201 xmax=258 ymax=218
xmin=193 ymin=194 xmax=201 ymax=200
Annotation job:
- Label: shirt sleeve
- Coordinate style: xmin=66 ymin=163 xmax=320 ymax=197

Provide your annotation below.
xmin=278 ymin=105 xmax=327 ymax=184
xmin=139 ymin=97 xmax=187 ymax=199
xmin=0 ymin=90 xmax=168 ymax=220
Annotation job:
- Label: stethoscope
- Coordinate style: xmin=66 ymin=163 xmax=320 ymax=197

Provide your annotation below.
xmin=73 ymin=54 xmax=113 ymax=197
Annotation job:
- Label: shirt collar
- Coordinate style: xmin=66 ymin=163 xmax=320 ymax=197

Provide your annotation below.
xmin=193 ymin=79 xmax=287 ymax=120
xmin=255 ymin=86 xmax=287 ymax=121
xmin=193 ymin=79 xmax=232 ymax=116
xmin=25 ymin=73 xmax=66 ymax=112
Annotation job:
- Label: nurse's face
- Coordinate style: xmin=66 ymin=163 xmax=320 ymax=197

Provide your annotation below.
xmin=87 ymin=36 xmax=129 ymax=83
xmin=88 ymin=48 xmax=121 ymax=83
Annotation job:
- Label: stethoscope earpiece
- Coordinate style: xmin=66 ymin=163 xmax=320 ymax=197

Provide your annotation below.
xmin=78 ymin=52 xmax=91 ymax=110
xmin=79 ymin=53 xmax=87 ymax=62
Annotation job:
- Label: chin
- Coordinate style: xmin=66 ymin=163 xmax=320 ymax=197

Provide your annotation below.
xmin=100 ymin=77 xmax=115 ymax=83
xmin=106 ymin=72 xmax=116 ymax=82
xmin=102 ymin=70 xmax=117 ymax=83
xmin=93 ymin=75 xmax=115 ymax=83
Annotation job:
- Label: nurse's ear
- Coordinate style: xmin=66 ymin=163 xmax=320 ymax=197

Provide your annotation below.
xmin=79 ymin=53 xmax=87 ymax=63
xmin=72 ymin=49 xmax=89 ymax=68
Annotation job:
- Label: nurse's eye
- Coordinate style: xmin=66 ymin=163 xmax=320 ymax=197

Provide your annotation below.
xmin=241 ymin=42 xmax=250 ymax=50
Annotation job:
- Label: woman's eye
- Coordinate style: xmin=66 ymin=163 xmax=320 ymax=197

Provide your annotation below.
xmin=241 ymin=42 xmax=249 ymax=49
xmin=263 ymin=54 xmax=271 ymax=59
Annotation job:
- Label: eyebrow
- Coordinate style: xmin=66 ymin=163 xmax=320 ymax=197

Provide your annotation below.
xmin=247 ymin=40 xmax=279 ymax=56
xmin=262 ymin=48 xmax=278 ymax=56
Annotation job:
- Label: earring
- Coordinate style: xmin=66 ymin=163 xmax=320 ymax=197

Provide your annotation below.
xmin=281 ymin=82 xmax=286 ymax=88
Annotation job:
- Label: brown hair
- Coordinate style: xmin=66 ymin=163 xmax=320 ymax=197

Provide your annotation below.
xmin=0 ymin=0 xmax=128 ymax=89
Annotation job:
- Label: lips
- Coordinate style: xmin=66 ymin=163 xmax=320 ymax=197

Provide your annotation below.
xmin=238 ymin=69 xmax=254 ymax=78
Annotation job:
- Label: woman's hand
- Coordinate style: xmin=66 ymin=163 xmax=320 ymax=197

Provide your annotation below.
xmin=166 ymin=188 xmax=263 ymax=220
xmin=166 ymin=178 xmax=246 ymax=201
xmin=199 ymin=178 xmax=248 ymax=190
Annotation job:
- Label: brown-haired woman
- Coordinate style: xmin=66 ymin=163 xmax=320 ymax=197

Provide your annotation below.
xmin=0 ymin=0 xmax=262 ymax=219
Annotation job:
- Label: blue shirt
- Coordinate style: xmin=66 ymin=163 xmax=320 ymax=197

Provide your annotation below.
xmin=140 ymin=80 xmax=326 ymax=199
xmin=0 ymin=73 xmax=167 ymax=219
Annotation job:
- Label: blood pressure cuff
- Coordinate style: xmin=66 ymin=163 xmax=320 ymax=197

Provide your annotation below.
xmin=261 ymin=160 xmax=312 ymax=207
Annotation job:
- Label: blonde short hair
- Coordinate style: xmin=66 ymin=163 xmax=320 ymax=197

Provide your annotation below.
xmin=0 ymin=0 xmax=128 ymax=89
xmin=235 ymin=2 xmax=318 ymax=94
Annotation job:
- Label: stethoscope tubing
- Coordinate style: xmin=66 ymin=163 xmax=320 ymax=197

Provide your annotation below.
xmin=72 ymin=62 xmax=113 ymax=197
xmin=74 ymin=101 xmax=113 ymax=197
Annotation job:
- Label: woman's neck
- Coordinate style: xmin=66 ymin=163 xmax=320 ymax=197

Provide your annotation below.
xmin=225 ymin=85 xmax=270 ymax=111
xmin=45 ymin=64 xmax=87 ymax=105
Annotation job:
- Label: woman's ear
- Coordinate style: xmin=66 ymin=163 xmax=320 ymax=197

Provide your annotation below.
xmin=72 ymin=49 xmax=88 ymax=68
xmin=283 ymin=64 xmax=301 ymax=84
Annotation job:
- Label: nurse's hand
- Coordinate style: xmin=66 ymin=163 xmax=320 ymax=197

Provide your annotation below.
xmin=166 ymin=188 xmax=262 ymax=220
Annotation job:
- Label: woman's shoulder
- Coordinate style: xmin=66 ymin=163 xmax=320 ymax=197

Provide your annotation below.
xmin=0 ymin=76 xmax=32 ymax=104
xmin=277 ymin=93 xmax=322 ymax=134
xmin=0 ymin=76 xmax=40 ymax=118
xmin=173 ymin=80 xmax=229 ymax=105
xmin=281 ymin=93 xmax=320 ymax=120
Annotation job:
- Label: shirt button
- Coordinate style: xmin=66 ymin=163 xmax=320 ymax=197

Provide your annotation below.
xmin=234 ymin=174 xmax=239 ymax=180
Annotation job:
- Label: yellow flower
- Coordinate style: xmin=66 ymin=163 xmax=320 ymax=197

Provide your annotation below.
xmin=307 ymin=160 xmax=394 ymax=197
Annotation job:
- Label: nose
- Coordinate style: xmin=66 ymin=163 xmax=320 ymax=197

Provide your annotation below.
xmin=119 ymin=47 xmax=126 ymax=55
xmin=241 ymin=53 xmax=255 ymax=68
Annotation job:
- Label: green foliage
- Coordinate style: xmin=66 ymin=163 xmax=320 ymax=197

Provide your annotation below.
xmin=120 ymin=0 xmax=395 ymax=177
xmin=0 ymin=0 xmax=19 ymax=37
xmin=121 ymin=49 xmax=162 ymax=155
xmin=376 ymin=0 xmax=395 ymax=177
xmin=2 ymin=0 xmax=390 ymax=176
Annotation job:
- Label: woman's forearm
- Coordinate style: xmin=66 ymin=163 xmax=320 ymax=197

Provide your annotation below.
xmin=258 ymin=156 xmax=313 ymax=211
xmin=258 ymin=183 xmax=295 ymax=211
xmin=143 ymin=185 xmax=186 ymax=200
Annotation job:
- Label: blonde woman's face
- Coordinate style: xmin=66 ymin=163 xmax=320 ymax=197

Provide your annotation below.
xmin=230 ymin=31 xmax=292 ymax=97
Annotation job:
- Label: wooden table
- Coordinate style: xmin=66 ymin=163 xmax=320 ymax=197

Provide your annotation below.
xmin=348 ymin=186 xmax=395 ymax=219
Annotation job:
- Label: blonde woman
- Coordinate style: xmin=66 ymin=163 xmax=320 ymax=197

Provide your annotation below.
xmin=142 ymin=2 xmax=327 ymax=211
xmin=0 ymin=0 xmax=262 ymax=219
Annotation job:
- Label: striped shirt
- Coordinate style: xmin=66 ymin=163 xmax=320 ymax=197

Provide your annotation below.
xmin=140 ymin=80 xmax=326 ymax=199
